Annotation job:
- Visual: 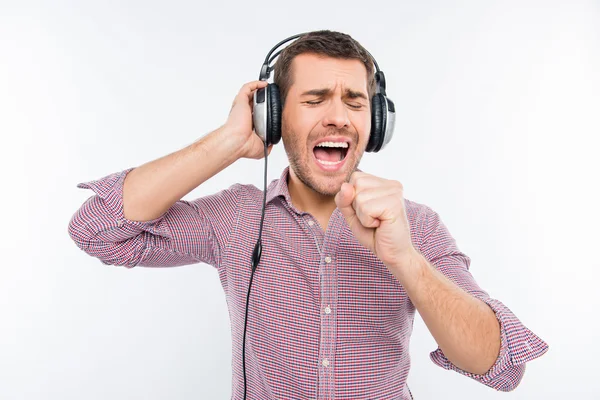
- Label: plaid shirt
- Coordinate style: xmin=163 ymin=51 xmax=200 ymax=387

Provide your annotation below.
xmin=69 ymin=166 xmax=549 ymax=399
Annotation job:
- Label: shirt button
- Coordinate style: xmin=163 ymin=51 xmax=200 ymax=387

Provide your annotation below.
xmin=324 ymin=256 xmax=332 ymax=263
xmin=308 ymin=220 xmax=315 ymax=226
xmin=322 ymin=358 xmax=330 ymax=367
xmin=324 ymin=306 xmax=331 ymax=314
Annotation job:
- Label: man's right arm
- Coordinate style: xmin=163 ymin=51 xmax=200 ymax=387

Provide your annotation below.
xmin=121 ymin=124 xmax=245 ymax=223
xmin=68 ymin=80 xmax=271 ymax=268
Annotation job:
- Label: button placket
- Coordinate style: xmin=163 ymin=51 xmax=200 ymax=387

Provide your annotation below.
xmin=304 ymin=215 xmax=323 ymax=255
xmin=317 ymin=219 xmax=339 ymax=400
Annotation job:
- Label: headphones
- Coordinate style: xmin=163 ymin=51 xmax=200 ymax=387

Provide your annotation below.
xmin=242 ymin=32 xmax=396 ymax=400
xmin=252 ymin=32 xmax=396 ymax=152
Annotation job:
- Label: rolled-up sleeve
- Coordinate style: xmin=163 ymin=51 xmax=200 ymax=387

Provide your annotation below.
xmin=68 ymin=167 xmax=243 ymax=269
xmin=417 ymin=206 xmax=549 ymax=392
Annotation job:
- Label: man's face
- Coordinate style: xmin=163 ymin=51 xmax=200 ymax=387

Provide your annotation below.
xmin=281 ymin=53 xmax=371 ymax=197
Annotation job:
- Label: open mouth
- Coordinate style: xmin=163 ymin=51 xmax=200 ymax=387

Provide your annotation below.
xmin=313 ymin=141 xmax=349 ymax=165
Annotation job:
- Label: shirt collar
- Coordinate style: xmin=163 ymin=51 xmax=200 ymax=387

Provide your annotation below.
xmin=266 ymin=166 xmax=293 ymax=206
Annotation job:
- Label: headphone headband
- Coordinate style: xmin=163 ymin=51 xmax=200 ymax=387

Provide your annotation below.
xmin=258 ymin=32 xmax=384 ymax=92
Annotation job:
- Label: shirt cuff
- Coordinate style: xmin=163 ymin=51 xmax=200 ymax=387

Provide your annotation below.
xmin=76 ymin=167 xmax=172 ymax=240
xmin=429 ymin=296 xmax=549 ymax=392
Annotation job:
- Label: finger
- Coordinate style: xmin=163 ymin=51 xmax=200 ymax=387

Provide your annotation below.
xmin=354 ymin=199 xmax=381 ymax=229
xmin=352 ymin=182 xmax=403 ymax=228
xmin=230 ymin=81 xmax=269 ymax=114
xmin=349 ymin=172 xmax=387 ymax=193
xmin=353 ymin=177 xmax=403 ymax=201
xmin=352 ymin=185 xmax=402 ymax=211
xmin=240 ymin=80 xmax=268 ymax=98
xmin=334 ymin=182 xmax=357 ymax=220
xmin=244 ymin=81 xmax=269 ymax=108
xmin=348 ymin=171 xmax=370 ymax=187
xmin=356 ymin=194 xmax=402 ymax=227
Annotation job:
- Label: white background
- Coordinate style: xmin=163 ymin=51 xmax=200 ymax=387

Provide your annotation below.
xmin=1 ymin=0 xmax=598 ymax=398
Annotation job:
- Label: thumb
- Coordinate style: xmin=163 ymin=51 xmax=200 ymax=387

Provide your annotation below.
xmin=335 ymin=182 xmax=356 ymax=220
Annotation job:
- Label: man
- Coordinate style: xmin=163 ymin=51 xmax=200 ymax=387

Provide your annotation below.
xmin=69 ymin=30 xmax=548 ymax=399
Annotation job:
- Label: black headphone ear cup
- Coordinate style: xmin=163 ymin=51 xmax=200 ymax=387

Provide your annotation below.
xmin=368 ymin=93 xmax=385 ymax=152
xmin=267 ymin=84 xmax=282 ymax=146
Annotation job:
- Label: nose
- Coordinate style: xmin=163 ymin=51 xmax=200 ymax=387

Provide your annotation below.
xmin=321 ymin=98 xmax=350 ymax=129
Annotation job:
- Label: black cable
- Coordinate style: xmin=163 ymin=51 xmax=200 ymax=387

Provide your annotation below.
xmin=242 ymin=140 xmax=269 ymax=400
xmin=242 ymin=32 xmax=384 ymax=399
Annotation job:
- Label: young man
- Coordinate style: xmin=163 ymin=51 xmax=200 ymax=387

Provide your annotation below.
xmin=69 ymin=30 xmax=548 ymax=399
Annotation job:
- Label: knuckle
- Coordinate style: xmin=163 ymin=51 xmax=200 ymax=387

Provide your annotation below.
xmin=354 ymin=191 xmax=367 ymax=205
xmin=353 ymin=175 xmax=366 ymax=189
xmin=359 ymin=213 xmax=373 ymax=227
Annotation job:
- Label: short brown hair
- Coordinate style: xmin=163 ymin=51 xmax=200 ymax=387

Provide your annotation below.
xmin=273 ymin=30 xmax=376 ymax=108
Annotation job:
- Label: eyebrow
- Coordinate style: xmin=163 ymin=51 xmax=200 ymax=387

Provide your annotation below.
xmin=300 ymin=87 xmax=368 ymax=101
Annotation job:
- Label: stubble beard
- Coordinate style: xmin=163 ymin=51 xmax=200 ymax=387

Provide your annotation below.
xmin=281 ymin=120 xmax=364 ymax=197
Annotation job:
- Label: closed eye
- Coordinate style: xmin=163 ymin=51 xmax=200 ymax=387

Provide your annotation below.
xmin=305 ymin=100 xmax=363 ymax=109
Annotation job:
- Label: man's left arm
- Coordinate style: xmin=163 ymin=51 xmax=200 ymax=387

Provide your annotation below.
xmin=390 ymin=208 xmax=549 ymax=391
xmin=390 ymin=247 xmax=502 ymax=375
xmin=335 ymin=172 xmax=549 ymax=392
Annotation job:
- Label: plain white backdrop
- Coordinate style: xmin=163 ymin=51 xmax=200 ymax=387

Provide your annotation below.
xmin=1 ymin=0 xmax=598 ymax=398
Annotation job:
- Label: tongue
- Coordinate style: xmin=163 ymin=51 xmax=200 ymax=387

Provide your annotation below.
xmin=314 ymin=147 xmax=343 ymax=162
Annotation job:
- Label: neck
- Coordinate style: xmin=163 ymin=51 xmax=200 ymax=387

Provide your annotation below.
xmin=287 ymin=168 xmax=337 ymax=221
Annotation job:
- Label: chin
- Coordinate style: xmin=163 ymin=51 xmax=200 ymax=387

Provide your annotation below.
xmin=308 ymin=167 xmax=353 ymax=196
xmin=314 ymin=180 xmax=343 ymax=197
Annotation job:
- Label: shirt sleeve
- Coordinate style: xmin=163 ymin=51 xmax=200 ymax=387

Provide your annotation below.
xmin=416 ymin=206 xmax=549 ymax=392
xmin=68 ymin=167 xmax=244 ymax=269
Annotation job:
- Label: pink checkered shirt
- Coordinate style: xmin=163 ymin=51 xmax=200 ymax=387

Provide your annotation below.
xmin=69 ymin=166 xmax=548 ymax=399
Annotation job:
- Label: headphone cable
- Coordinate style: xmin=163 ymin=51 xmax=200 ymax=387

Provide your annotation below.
xmin=242 ymin=140 xmax=269 ymax=400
